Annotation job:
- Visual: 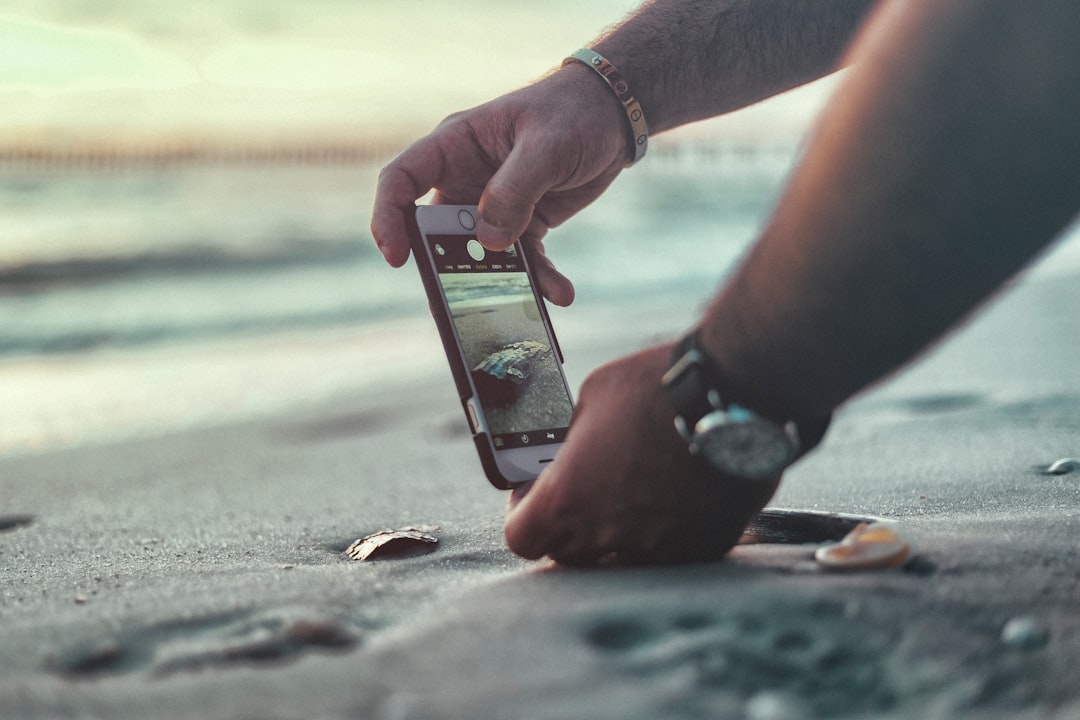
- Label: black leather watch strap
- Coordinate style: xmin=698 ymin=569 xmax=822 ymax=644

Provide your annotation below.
xmin=663 ymin=335 xmax=719 ymax=440
xmin=664 ymin=330 xmax=831 ymax=459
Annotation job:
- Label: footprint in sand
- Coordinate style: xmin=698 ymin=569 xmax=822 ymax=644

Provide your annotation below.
xmin=0 ymin=514 xmax=35 ymax=533
xmin=582 ymin=599 xmax=900 ymax=718
xmin=896 ymin=392 xmax=986 ymax=415
xmin=53 ymin=606 xmax=360 ymax=678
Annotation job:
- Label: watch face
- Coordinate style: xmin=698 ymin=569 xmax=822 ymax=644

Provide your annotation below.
xmin=692 ymin=412 xmax=796 ymax=481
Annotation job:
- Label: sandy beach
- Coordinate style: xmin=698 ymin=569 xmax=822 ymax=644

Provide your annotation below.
xmin=2 ymin=265 xmax=1079 ymax=720
xmin=5 ymin=4 xmax=1077 ymax=715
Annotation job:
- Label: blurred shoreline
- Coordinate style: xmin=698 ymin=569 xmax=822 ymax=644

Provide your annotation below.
xmin=0 ymin=141 xmax=793 ymax=459
xmin=0 ymin=129 xmax=405 ymax=170
xmin=0 ymin=133 xmax=799 ymax=170
xmin=3 ymin=138 xmax=1078 ymax=463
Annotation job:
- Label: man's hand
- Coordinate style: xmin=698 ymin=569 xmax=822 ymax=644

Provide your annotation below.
xmin=504 ymin=344 xmax=781 ymax=566
xmin=370 ymin=65 xmax=633 ymax=307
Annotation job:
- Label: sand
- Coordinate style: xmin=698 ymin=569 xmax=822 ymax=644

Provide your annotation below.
xmin=453 ymin=299 xmax=574 ymax=435
xmin=2 ymin=270 xmax=1079 ymax=719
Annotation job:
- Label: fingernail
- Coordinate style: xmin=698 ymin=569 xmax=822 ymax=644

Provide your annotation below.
xmin=476 ymin=216 xmax=514 ymax=250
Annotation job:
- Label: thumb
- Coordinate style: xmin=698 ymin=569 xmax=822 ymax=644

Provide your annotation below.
xmin=476 ymin=141 xmax=559 ymax=251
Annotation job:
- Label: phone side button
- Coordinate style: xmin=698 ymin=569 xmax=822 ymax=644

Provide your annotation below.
xmin=464 ymin=401 xmax=481 ymax=434
xmin=549 ymin=326 xmax=564 ymax=365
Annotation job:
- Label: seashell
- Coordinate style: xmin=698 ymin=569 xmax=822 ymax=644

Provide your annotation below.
xmin=814 ymin=521 xmax=912 ymax=571
xmin=1045 ymin=458 xmax=1080 ymax=475
xmin=472 ymin=341 xmax=552 ymax=406
xmin=472 ymin=341 xmax=550 ymax=384
xmin=344 ymin=526 xmax=439 ymax=561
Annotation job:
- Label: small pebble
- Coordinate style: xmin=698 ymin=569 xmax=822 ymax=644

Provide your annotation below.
xmin=1000 ymin=616 xmax=1049 ymax=650
xmin=73 ymin=595 xmax=88 ymax=605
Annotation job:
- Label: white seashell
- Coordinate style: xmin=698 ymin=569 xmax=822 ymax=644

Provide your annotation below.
xmin=1046 ymin=458 xmax=1080 ymax=475
xmin=814 ymin=521 xmax=912 ymax=571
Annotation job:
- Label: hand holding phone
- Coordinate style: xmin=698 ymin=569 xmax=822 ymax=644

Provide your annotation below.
xmin=411 ymin=205 xmax=575 ymax=488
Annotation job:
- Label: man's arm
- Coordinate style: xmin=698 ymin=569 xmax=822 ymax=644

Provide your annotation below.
xmin=700 ymin=0 xmax=1080 ymax=421
xmin=505 ymin=0 xmax=1080 ymax=564
xmin=592 ymin=0 xmax=875 ymax=133
xmin=371 ymin=0 xmax=876 ymax=303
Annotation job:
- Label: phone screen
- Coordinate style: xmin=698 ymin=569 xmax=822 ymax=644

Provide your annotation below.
xmin=427 ymin=234 xmax=574 ymax=450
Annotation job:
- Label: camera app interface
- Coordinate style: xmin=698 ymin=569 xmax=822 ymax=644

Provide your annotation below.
xmin=430 ymin=235 xmax=573 ymax=449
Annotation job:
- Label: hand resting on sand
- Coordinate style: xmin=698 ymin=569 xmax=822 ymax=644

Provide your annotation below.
xmin=503 ymin=344 xmax=780 ymax=565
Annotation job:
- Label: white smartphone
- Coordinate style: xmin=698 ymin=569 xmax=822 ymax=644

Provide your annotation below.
xmin=410 ymin=204 xmax=575 ymax=488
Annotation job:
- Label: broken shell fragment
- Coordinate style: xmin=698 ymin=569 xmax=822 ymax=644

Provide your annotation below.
xmin=472 ymin=341 xmax=550 ymax=383
xmin=814 ymin=521 xmax=912 ymax=571
xmin=471 ymin=341 xmax=552 ymax=406
xmin=345 ymin=526 xmax=439 ymax=561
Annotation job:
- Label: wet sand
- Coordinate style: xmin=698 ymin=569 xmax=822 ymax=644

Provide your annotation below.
xmin=2 ymin=271 xmax=1080 ymax=719
xmin=453 ymin=298 xmax=573 ymax=434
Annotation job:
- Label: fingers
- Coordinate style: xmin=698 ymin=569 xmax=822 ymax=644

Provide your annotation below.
xmin=519 ymin=232 xmax=575 ymax=307
xmin=534 ymin=258 xmax=576 ymax=307
xmin=503 ymin=470 xmax=562 ymax=560
xmin=372 ymin=69 xmax=628 ymax=271
xmin=503 ymin=358 xmax=632 ymax=562
xmin=505 ymin=465 xmax=655 ymax=566
xmin=376 ymin=129 xmax=577 ymax=306
xmin=372 ymin=126 xmax=561 ymax=270
xmin=503 ymin=344 xmax=773 ymax=566
xmin=503 ymin=363 xmax=648 ymax=562
xmin=504 ymin=444 xmax=608 ymax=562
xmin=475 ymin=139 xmax=561 ymax=251
xmin=506 ymin=479 xmax=534 ymax=513
xmin=371 ymin=141 xmax=447 ymax=268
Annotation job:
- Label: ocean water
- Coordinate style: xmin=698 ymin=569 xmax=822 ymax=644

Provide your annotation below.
xmin=0 ymin=147 xmax=797 ymax=357
xmin=3 ymin=145 xmax=1079 ymax=458
xmin=0 ymin=147 xmax=798 ymax=456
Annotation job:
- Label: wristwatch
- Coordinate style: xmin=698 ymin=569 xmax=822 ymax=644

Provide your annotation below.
xmin=662 ymin=331 xmax=830 ymax=481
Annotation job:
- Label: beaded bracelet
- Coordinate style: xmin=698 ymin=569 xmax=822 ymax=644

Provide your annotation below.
xmin=563 ymin=48 xmax=648 ymax=165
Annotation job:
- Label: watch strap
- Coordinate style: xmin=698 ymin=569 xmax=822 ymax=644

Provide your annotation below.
xmin=664 ymin=330 xmax=831 ymax=459
xmin=662 ymin=338 xmax=719 ymax=441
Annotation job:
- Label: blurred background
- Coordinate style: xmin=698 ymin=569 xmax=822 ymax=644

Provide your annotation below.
xmin=1 ymin=0 xmax=832 ymax=153
xmin=5 ymin=1 xmax=1073 ymax=459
